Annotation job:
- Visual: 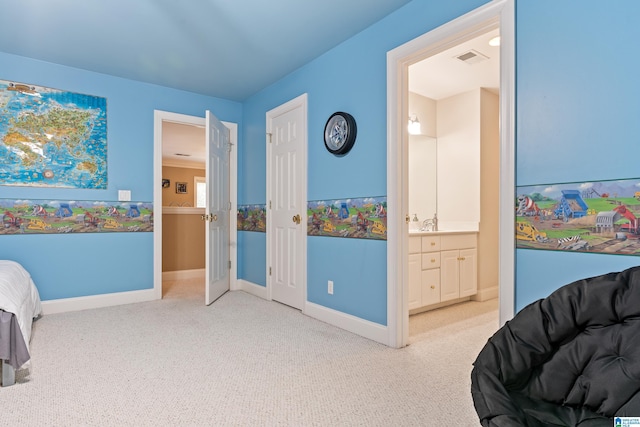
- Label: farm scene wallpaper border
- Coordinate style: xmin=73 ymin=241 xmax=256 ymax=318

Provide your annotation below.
xmin=237 ymin=196 xmax=388 ymax=241
xmin=237 ymin=204 xmax=266 ymax=232
xmin=516 ymin=178 xmax=640 ymax=255
xmin=0 ymin=199 xmax=153 ymax=235
xmin=307 ymin=196 xmax=387 ymax=240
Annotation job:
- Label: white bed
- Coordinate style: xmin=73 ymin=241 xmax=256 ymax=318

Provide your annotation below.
xmin=0 ymin=260 xmax=42 ymax=386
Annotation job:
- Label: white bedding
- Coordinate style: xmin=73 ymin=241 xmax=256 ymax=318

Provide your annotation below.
xmin=0 ymin=260 xmax=42 ymax=365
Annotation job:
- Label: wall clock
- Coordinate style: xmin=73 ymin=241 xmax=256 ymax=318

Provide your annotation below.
xmin=324 ymin=112 xmax=357 ymax=156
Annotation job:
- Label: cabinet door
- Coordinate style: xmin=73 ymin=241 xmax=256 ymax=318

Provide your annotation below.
xmin=421 ymin=268 xmax=440 ymax=306
xmin=440 ymin=250 xmax=460 ymax=302
xmin=408 ymin=253 xmax=422 ymax=310
xmin=459 ymin=248 xmax=478 ymax=297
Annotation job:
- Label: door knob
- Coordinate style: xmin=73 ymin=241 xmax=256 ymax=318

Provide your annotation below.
xmin=211 ymin=214 xmax=218 ymax=222
xmin=292 ymin=214 xmax=301 ymax=224
xmin=201 ymin=214 xmax=209 ymax=221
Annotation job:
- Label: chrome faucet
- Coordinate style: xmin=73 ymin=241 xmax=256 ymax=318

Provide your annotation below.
xmin=419 ymin=213 xmax=438 ymax=232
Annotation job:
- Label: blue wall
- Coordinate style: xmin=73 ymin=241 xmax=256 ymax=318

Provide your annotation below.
xmin=0 ymin=52 xmax=241 ymax=300
xmin=240 ymin=0 xmax=640 ymax=323
xmin=4 ymin=0 xmax=639 ymax=322
xmin=239 ymin=0 xmax=489 ymax=325
xmin=515 ymin=0 xmax=640 ymax=310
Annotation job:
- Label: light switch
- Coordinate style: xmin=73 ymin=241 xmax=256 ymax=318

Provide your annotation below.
xmin=118 ymin=190 xmax=131 ymax=202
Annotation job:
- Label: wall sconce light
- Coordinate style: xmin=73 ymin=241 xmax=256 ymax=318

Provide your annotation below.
xmin=408 ymin=115 xmax=421 ymax=135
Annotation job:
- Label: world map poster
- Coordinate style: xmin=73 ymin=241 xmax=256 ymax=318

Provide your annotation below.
xmin=0 ymin=80 xmax=107 ymax=188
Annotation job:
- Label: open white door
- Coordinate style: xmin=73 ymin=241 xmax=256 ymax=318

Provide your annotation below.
xmin=205 ymin=110 xmax=231 ymax=305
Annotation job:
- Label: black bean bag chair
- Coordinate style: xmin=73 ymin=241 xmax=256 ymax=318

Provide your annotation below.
xmin=471 ymin=266 xmax=640 ymax=426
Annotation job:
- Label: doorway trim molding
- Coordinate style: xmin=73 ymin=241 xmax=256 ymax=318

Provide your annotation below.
xmin=386 ymin=0 xmax=515 ymax=348
xmin=153 ymin=110 xmax=238 ymax=300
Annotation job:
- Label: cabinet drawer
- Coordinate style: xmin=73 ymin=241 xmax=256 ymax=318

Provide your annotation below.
xmin=421 ymin=268 xmax=440 ymax=307
xmin=421 ymin=252 xmax=441 ymax=270
xmin=441 ymin=233 xmax=477 ymax=250
xmin=421 ymin=235 xmax=441 ymax=252
xmin=408 ymin=236 xmax=421 ymax=254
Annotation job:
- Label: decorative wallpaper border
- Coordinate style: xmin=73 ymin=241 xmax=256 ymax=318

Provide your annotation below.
xmin=237 ymin=196 xmax=388 ymax=241
xmin=0 ymin=199 xmax=153 ymax=235
xmin=516 ymin=178 xmax=640 ymax=256
xmin=237 ymin=204 xmax=266 ymax=232
xmin=307 ymin=196 xmax=387 ymax=240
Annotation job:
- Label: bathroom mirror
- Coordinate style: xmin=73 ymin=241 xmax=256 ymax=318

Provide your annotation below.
xmin=408 ymin=134 xmax=437 ymax=228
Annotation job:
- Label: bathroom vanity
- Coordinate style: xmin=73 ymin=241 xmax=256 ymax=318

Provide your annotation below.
xmin=408 ymin=230 xmax=477 ymax=312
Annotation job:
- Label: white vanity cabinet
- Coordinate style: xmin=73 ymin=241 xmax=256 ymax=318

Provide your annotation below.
xmin=408 ymin=236 xmax=422 ymax=310
xmin=408 ymin=232 xmax=477 ymax=311
xmin=420 ymin=235 xmax=441 ymax=307
xmin=440 ymin=233 xmax=477 ymax=302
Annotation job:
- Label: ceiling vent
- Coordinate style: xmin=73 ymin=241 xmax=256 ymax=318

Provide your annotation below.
xmin=454 ymin=49 xmax=489 ymax=65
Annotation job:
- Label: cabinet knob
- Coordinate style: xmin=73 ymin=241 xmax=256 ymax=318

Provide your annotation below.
xmin=430 ymin=242 xmax=436 ymax=246
xmin=431 ymin=258 xmax=436 ymax=263
xmin=430 ymin=285 xmax=435 ymax=289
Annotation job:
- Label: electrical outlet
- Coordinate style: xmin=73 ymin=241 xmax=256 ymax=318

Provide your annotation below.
xmin=328 ymin=280 xmax=334 ymax=295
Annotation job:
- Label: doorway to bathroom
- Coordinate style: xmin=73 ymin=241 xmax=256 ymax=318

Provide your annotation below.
xmin=386 ymin=0 xmax=515 ymax=348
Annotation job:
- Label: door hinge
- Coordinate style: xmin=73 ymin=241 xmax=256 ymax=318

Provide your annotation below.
xmin=269 ymin=200 xmax=271 ymax=209
xmin=269 ymin=267 xmax=272 ymax=276
xmin=228 ymin=201 xmax=232 ymax=211
xmin=228 ymin=260 xmax=232 ymax=269
xmin=267 ymin=132 xmax=272 ymax=143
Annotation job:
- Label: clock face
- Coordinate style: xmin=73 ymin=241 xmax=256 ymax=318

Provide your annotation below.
xmin=324 ymin=112 xmax=357 ymax=156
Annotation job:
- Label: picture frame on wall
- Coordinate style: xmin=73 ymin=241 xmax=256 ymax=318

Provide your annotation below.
xmin=176 ymin=182 xmax=187 ymax=194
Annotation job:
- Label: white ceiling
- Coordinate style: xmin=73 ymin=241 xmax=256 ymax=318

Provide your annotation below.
xmin=409 ymin=28 xmax=500 ymax=100
xmin=0 ymin=0 xmax=411 ymax=102
xmin=162 ymin=122 xmax=206 ymax=168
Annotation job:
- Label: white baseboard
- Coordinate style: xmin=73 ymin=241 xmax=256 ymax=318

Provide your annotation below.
xmin=234 ymin=281 xmax=388 ymax=345
xmin=235 ymin=279 xmax=269 ymax=300
xmin=41 ymin=288 xmax=157 ymax=315
xmin=472 ymin=285 xmax=499 ymax=302
xmin=162 ymin=269 xmax=205 ymax=281
xmin=304 ymin=301 xmax=388 ymax=345
xmin=409 ymin=296 xmax=471 ymax=315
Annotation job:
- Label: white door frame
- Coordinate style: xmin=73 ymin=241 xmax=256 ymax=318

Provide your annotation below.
xmin=386 ymin=0 xmax=515 ymax=348
xmin=153 ymin=110 xmax=238 ymax=299
xmin=265 ymin=93 xmax=308 ymax=310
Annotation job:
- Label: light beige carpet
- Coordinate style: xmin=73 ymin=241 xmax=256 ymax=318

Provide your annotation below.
xmin=1 ymin=282 xmax=498 ymax=426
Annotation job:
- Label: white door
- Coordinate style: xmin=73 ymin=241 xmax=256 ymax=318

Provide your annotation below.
xmin=440 ymin=250 xmax=460 ymax=302
xmin=267 ymin=94 xmax=307 ymax=310
xmin=459 ymin=248 xmax=478 ymax=297
xmin=205 ymin=110 xmax=230 ymax=305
